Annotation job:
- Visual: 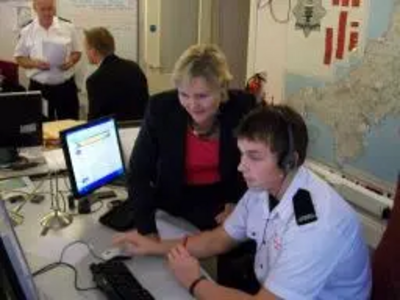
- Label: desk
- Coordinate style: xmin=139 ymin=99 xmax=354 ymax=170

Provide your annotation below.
xmin=5 ymin=176 xmax=198 ymax=300
xmin=0 ymin=147 xmax=49 ymax=180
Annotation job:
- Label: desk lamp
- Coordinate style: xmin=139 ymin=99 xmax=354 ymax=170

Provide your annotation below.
xmin=40 ymin=170 xmax=73 ymax=233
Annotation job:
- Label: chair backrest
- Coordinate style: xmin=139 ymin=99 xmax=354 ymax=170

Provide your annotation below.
xmin=371 ymin=173 xmax=400 ymax=299
xmin=0 ymin=60 xmax=19 ymax=87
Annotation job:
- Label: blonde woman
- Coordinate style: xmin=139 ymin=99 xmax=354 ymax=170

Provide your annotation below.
xmin=126 ymin=45 xmax=256 ymax=289
xmin=128 ymin=44 xmax=255 ymax=235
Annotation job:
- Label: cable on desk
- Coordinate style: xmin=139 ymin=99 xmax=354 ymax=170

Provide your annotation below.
xmin=32 ymin=240 xmax=105 ymax=292
xmin=32 ymin=262 xmax=60 ymax=277
xmin=34 ymin=262 xmax=98 ymax=292
xmin=59 ymin=189 xmax=67 ymax=212
xmin=61 ymin=174 xmax=71 ymax=191
xmin=59 ymin=240 xmax=105 ymax=262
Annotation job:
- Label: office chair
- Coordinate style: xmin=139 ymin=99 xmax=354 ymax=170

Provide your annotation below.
xmin=371 ymin=173 xmax=400 ymax=299
xmin=0 ymin=60 xmax=25 ymax=92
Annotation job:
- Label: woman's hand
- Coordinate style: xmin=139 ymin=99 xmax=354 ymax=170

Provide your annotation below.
xmin=112 ymin=230 xmax=161 ymax=256
xmin=215 ymin=203 xmax=235 ymax=224
xmin=167 ymin=245 xmax=202 ymax=289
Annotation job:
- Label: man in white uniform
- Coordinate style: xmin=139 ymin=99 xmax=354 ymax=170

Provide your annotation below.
xmin=113 ymin=105 xmax=371 ymax=299
xmin=14 ymin=0 xmax=81 ymax=120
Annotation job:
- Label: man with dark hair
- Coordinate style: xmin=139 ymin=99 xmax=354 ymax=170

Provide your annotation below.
xmin=112 ymin=104 xmax=371 ymax=300
xmin=84 ymin=27 xmax=149 ymax=121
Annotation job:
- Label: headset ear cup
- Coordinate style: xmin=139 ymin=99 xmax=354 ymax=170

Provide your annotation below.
xmin=285 ymin=154 xmax=296 ymax=172
xmin=281 ymin=124 xmax=296 ymax=173
xmin=280 ymin=155 xmax=293 ymax=173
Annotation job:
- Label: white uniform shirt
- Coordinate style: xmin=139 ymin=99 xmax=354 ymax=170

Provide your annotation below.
xmin=224 ymin=166 xmax=371 ymax=300
xmin=14 ymin=17 xmax=81 ymax=85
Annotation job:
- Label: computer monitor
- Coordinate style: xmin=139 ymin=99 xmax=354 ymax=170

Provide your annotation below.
xmin=0 ymin=91 xmax=43 ymax=166
xmin=0 ymin=200 xmax=40 ymax=300
xmin=61 ymin=117 xmax=125 ymax=199
xmin=0 ymin=60 xmax=19 ymax=91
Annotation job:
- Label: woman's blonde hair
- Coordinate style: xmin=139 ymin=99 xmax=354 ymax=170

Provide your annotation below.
xmin=172 ymin=44 xmax=233 ymax=101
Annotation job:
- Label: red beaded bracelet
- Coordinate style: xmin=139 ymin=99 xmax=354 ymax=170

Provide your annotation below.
xmin=182 ymin=235 xmax=190 ymax=248
xmin=189 ymin=275 xmax=207 ymax=296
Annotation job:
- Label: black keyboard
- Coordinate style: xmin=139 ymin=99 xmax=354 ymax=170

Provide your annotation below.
xmin=90 ymin=260 xmax=155 ymax=300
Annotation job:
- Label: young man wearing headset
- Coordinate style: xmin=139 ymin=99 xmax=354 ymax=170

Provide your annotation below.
xmin=113 ymin=105 xmax=371 ymax=300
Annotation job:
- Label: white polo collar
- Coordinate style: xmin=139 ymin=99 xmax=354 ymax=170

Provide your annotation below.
xmin=33 ymin=16 xmax=60 ymax=31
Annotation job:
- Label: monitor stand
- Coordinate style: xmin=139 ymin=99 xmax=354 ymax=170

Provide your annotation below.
xmin=7 ymin=210 xmax=24 ymax=227
xmin=40 ymin=210 xmax=73 ymax=232
xmin=0 ymin=147 xmax=18 ymax=168
xmin=0 ymin=147 xmax=39 ymax=170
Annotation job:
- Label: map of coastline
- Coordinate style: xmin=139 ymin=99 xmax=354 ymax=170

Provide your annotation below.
xmin=286 ymin=0 xmax=400 ymax=188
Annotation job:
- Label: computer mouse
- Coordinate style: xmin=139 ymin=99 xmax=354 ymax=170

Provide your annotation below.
xmin=101 ymin=247 xmax=132 ymax=261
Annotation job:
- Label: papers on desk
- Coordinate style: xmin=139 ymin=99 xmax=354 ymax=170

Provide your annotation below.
xmin=0 ymin=176 xmax=33 ymax=192
xmin=43 ymin=120 xmax=85 ymax=147
xmin=43 ymin=149 xmax=66 ymax=171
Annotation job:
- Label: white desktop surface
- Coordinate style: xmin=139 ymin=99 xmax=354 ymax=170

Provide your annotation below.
xmin=5 ymin=177 xmax=196 ymax=300
xmin=0 ymin=149 xmax=49 ymax=180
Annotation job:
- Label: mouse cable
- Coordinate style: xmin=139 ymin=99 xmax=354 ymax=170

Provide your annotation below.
xmin=32 ymin=240 xmax=105 ymax=291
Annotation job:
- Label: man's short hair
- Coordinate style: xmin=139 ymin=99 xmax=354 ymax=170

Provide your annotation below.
xmin=84 ymin=27 xmax=115 ymax=57
xmin=237 ymin=104 xmax=309 ymax=169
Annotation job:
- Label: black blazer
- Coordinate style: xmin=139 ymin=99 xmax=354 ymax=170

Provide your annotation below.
xmin=86 ymin=54 xmax=149 ymax=121
xmin=128 ymin=89 xmax=256 ymax=234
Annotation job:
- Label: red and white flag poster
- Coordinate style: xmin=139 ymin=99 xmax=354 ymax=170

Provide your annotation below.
xmin=324 ymin=0 xmax=363 ymax=65
xmin=286 ymin=0 xmax=369 ymax=79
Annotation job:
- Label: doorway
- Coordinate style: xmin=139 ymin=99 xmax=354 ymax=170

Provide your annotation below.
xmin=140 ymin=0 xmax=250 ymax=94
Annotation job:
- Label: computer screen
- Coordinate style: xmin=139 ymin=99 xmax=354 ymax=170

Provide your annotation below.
xmin=0 ymin=91 xmax=43 ymax=167
xmin=0 ymin=201 xmax=40 ymax=300
xmin=61 ymin=117 xmax=125 ymax=199
xmin=0 ymin=91 xmax=43 ymax=148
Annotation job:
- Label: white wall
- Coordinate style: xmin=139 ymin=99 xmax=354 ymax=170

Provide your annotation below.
xmin=247 ymin=0 xmax=290 ymax=103
xmin=216 ymin=0 xmax=250 ymax=89
xmin=160 ymin=0 xmax=198 ymax=73
xmin=0 ymin=3 xmax=31 ymax=88
xmin=0 ymin=4 xmax=19 ymax=60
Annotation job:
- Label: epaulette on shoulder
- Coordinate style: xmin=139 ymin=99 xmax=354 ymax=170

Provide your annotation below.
xmin=18 ymin=19 xmax=33 ymax=39
xmin=20 ymin=19 xmax=33 ymax=29
xmin=293 ymin=189 xmax=318 ymax=226
xmin=58 ymin=16 xmax=72 ymax=23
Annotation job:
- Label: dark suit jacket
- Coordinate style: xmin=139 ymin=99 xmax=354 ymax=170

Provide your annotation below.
xmin=86 ymin=54 xmax=149 ymax=121
xmin=128 ymin=89 xmax=256 ymax=234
